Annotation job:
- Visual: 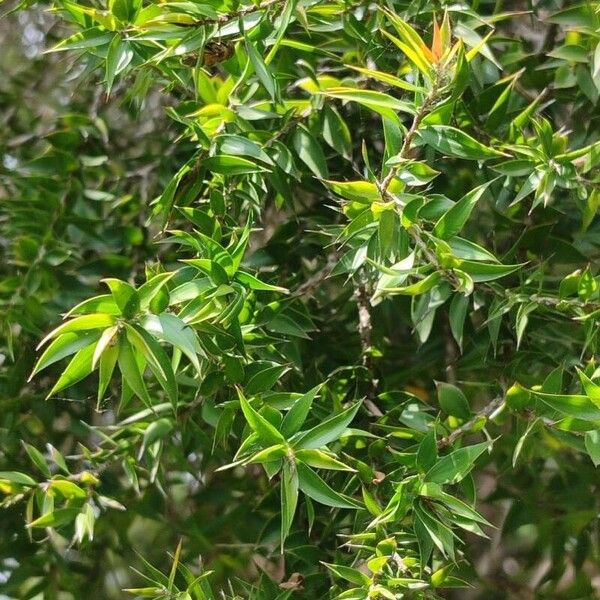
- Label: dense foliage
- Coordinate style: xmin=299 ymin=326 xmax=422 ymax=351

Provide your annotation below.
xmin=2 ymin=0 xmax=600 ymax=598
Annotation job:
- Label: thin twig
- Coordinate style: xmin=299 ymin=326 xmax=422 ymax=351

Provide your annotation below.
xmin=356 ymin=281 xmax=373 ymax=367
xmin=376 ymin=71 xmax=461 ymax=288
xmin=378 ymin=71 xmax=443 ymax=196
xmin=437 ymin=396 xmax=505 ymax=449
xmin=291 ymin=253 xmax=337 ymax=299
xmin=485 ymin=285 xmax=600 ymax=314
xmin=351 ymin=71 xmax=447 ymax=410
xmin=355 ymin=280 xmax=382 ymax=415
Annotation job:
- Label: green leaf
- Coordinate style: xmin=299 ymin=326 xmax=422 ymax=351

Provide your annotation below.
xmin=416 ymin=430 xmax=438 ymax=472
xmin=433 ymin=182 xmax=491 ymax=240
xmin=237 ymin=388 xmax=285 ymax=445
xmin=92 ymin=325 xmax=119 ymax=369
xmin=141 ymin=314 xmax=202 ymax=373
xmin=67 ymin=294 xmax=120 ymax=316
xmin=459 ymin=260 xmax=521 ymax=282
xmin=280 ymin=460 xmax=298 ymax=549
xmin=140 ymin=418 xmax=173 ymax=458
xmin=236 ymin=271 xmax=288 ymax=293
xmin=117 ymin=338 xmax=150 ymax=406
xmin=37 ymin=314 xmax=117 ymax=349
xmin=125 ymin=324 xmax=178 ymax=407
xmin=48 ymin=479 xmax=86 ymax=499
xmin=245 ymin=362 xmax=289 ymax=395
xmin=105 ymin=33 xmax=133 ymax=94
xmin=414 ymin=501 xmax=455 ymax=559
xmin=293 ymin=125 xmax=329 ymax=179
xmin=373 ymin=252 xmax=415 ymax=302
xmin=380 ymin=28 xmax=433 ymax=79
xmin=578 ymin=267 xmax=598 ymax=301
xmin=543 ymin=366 xmax=564 ymax=394
xmin=295 ymin=449 xmax=354 ymax=471
xmin=425 ymin=442 xmax=490 ymax=485
xmin=293 ymin=401 xmax=362 ymax=450
xmin=264 ymin=0 xmax=296 ymax=63
xmin=203 ymin=155 xmax=266 ymax=175
xmin=217 ymin=134 xmax=274 ymax=166
xmin=325 ymin=179 xmax=380 ymax=203
xmin=47 ymin=344 xmax=95 ymax=397
xmin=322 ymin=105 xmax=352 ymax=159
xmin=579 ymin=369 xmax=600 ymax=406
xmin=28 ymin=508 xmax=80 ymax=529
xmin=319 ymin=87 xmax=414 ymax=119
xmin=245 ymin=444 xmax=287 ymax=465
xmin=281 ymin=385 xmax=322 ymax=437
xmin=378 ymin=210 xmax=397 ymax=258
xmin=138 ymin=273 xmax=174 ymax=311
xmin=378 ymin=272 xmax=441 ymax=296
xmin=383 ymin=9 xmax=434 ymax=69
xmin=110 ymin=0 xmax=141 ymax=22
xmin=48 ymin=444 xmax=69 ymax=474
xmin=30 ymin=331 xmax=100 ymax=379
xmin=151 ymin=159 xmax=194 ymax=229
xmin=448 ymin=238 xmax=499 ymax=262
xmin=183 ymin=258 xmax=229 ymax=285
xmin=492 ymin=159 xmax=535 ymax=177
xmin=50 ymin=27 xmax=114 ymax=52
xmin=584 ymin=431 xmax=600 ymax=466
xmin=245 ymin=39 xmax=277 ymax=101
xmin=436 ymin=382 xmax=470 ymax=419
xmin=512 ymin=418 xmax=539 ymax=467
xmin=547 ymin=4 xmax=598 ymax=27
xmin=548 ymin=45 xmax=589 ymax=63
xmin=323 ymin=563 xmax=370 ymax=586
xmin=449 ymin=293 xmax=468 ymax=350
xmin=515 ymin=302 xmax=536 ymax=349
xmin=395 ymin=161 xmax=440 ymax=186
xmin=420 ymin=482 xmax=492 ymax=526
xmin=419 ymin=126 xmax=507 ymax=160
xmin=169 ymin=279 xmax=213 ymax=306
xmin=98 ymin=342 xmax=119 ymax=401
xmin=348 ymin=65 xmax=424 ymax=93
xmin=0 ymin=471 xmax=37 ymax=486
xmin=296 ymin=462 xmax=361 ymax=509
xmin=22 ymin=443 xmax=50 ymax=478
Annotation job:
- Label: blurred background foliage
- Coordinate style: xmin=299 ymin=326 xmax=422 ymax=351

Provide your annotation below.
xmin=0 ymin=0 xmax=600 ymax=599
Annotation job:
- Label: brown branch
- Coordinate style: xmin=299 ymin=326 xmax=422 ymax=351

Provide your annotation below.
xmin=355 ymin=280 xmax=382 ymax=415
xmin=356 ymin=281 xmax=373 ymax=365
xmin=291 ymin=253 xmax=337 ymax=299
xmin=437 ymin=396 xmax=505 ymax=449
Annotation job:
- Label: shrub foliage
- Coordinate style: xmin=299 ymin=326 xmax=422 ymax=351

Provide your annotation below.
xmin=1 ymin=0 xmax=600 ymax=598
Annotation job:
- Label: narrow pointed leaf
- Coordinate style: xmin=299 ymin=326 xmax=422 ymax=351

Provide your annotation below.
xmin=296 ymin=462 xmax=361 ymax=509
xmin=293 ymin=401 xmax=362 ymax=450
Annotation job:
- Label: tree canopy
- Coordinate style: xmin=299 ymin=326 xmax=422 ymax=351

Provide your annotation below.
xmin=1 ymin=0 xmax=600 ymax=598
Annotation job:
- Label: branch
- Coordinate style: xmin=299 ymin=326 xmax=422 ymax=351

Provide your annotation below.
xmin=355 ymin=280 xmax=382 ymax=415
xmin=437 ymin=396 xmax=505 ymax=449
xmin=356 ymin=281 xmax=373 ymax=364
xmin=350 ymin=72 xmax=448 ymax=411
xmin=291 ymin=252 xmax=337 ymax=299
xmin=378 ymin=75 xmax=443 ymax=196
xmin=484 ymin=284 xmax=600 ymax=315
xmin=376 ymin=71 xmax=461 ymax=289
